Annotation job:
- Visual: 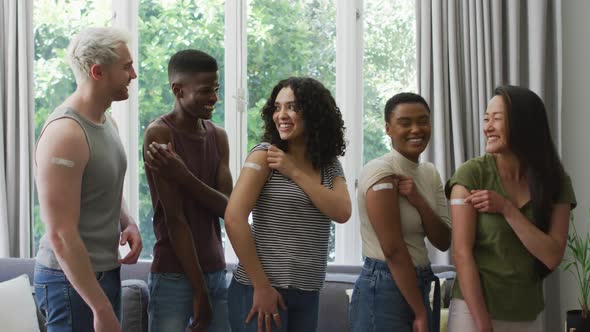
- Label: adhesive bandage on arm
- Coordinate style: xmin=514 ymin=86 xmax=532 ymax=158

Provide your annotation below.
xmin=372 ymin=183 xmax=394 ymax=191
xmin=243 ymin=162 xmax=262 ymax=171
xmin=450 ymin=198 xmax=467 ymax=206
xmin=50 ymin=157 xmax=75 ymax=168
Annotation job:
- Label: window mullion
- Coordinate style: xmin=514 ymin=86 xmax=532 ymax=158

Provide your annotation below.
xmin=335 ymin=0 xmax=364 ymax=265
xmin=111 ymin=0 xmax=140 ymax=225
xmin=224 ymin=0 xmax=248 ymax=263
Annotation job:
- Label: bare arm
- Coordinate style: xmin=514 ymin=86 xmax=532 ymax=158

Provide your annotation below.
xmin=467 ymin=189 xmax=570 ymax=270
xmin=225 ymin=151 xmax=288 ymax=328
xmin=214 ymin=126 xmax=233 ymax=197
xmin=146 ymin=140 xmax=229 ymax=218
xmin=450 ymin=185 xmax=492 ymax=332
xmin=143 ymin=123 xmax=208 ymax=293
xmin=503 ymin=203 xmax=570 ymax=270
xmin=36 ymin=119 xmax=119 ymax=330
xmin=224 ymin=150 xmax=272 ymax=289
xmin=266 ymin=146 xmax=351 ymax=223
xmin=118 ymin=197 xmax=142 ymax=264
xmin=365 ymin=177 xmax=427 ymax=323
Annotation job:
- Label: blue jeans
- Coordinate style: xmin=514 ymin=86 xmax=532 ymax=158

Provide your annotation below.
xmin=148 ymin=270 xmax=230 ymax=332
xmin=227 ymin=278 xmax=319 ymax=332
xmin=33 ymin=263 xmax=121 ymax=332
xmin=349 ymin=257 xmax=440 ymax=332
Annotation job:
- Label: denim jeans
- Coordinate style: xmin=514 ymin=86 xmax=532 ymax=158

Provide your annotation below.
xmin=349 ymin=257 xmax=440 ymax=332
xmin=148 ymin=270 xmax=230 ymax=332
xmin=227 ymin=278 xmax=320 ymax=332
xmin=33 ymin=263 xmax=121 ymax=332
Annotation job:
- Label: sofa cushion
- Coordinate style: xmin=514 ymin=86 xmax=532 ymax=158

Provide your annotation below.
xmin=0 ymin=274 xmax=40 ymax=332
xmin=122 ymin=279 xmax=149 ymax=332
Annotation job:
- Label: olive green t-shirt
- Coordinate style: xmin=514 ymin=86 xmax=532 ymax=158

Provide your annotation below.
xmin=445 ymin=154 xmax=576 ymax=321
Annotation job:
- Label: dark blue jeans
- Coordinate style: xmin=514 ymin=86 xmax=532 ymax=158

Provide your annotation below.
xmin=349 ymin=257 xmax=440 ymax=332
xmin=33 ymin=263 xmax=121 ymax=332
xmin=228 ymin=278 xmax=319 ymax=332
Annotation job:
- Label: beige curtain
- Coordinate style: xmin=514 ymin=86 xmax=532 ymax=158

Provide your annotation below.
xmin=0 ymin=0 xmax=35 ymax=258
xmin=416 ymin=1 xmax=563 ymax=331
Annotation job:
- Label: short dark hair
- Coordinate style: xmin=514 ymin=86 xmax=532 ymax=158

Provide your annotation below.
xmin=167 ymin=49 xmax=217 ymax=83
xmin=261 ymin=77 xmax=346 ymax=169
xmin=384 ymin=92 xmax=431 ymax=122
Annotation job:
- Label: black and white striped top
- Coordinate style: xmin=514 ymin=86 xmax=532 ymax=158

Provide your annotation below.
xmin=233 ymin=143 xmax=345 ymax=291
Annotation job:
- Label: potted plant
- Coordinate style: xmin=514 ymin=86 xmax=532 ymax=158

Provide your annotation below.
xmin=563 ymin=210 xmax=590 ymax=331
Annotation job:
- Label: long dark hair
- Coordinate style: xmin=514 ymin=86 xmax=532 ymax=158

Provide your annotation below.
xmin=261 ymin=77 xmax=346 ymax=169
xmin=495 ymin=85 xmax=564 ymax=272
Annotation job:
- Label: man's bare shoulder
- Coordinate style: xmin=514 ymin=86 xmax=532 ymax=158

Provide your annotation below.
xmin=38 ymin=118 xmax=88 ymax=153
xmin=144 ymin=118 xmax=172 ymax=142
xmin=36 ymin=118 xmax=89 ymax=169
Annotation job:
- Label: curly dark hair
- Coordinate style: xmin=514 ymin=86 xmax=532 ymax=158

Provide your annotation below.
xmin=261 ymin=77 xmax=346 ymax=169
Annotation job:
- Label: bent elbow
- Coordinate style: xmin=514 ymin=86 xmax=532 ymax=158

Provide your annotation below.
xmin=47 ymin=228 xmax=72 ymax=254
xmin=438 ymin=237 xmax=452 ymax=252
xmin=382 ymin=244 xmax=405 ymax=263
xmin=544 ymin=257 xmax=562 ymax=272
xmin=333 ymin=207 xmax=351 ymax=224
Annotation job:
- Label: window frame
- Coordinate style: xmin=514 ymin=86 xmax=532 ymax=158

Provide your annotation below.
xmin=109 ymin=0 xmax=376 ymax=266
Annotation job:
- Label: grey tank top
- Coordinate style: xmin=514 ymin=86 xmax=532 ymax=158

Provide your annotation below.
xmin=36 ymin=107 xmax=127 ymax=272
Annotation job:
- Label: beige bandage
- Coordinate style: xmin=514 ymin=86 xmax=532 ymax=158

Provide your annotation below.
xmin=243 ymin=162 xmax=261 ymax=171
xmin=450 ymin=198 xmax=467 ymax=206
xmin=50 ymin=157 xmax=74 ymax=168
xmin=372 ymin=183 xmax=394 ymax=191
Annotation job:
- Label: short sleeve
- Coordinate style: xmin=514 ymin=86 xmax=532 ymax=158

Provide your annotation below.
xmin=327 ymin=159 xmax=345 ymax=182
xmin=250 ymin=142 xmax=271 ymax=154
xmin=559 ymin=174 xmax=577 ymax=209
xmin=358 ymin=159 xmax=396 ymax=195
xmin=445 ymin=158 xmax=482 ymax=199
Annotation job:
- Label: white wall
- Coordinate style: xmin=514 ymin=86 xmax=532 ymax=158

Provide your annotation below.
xmin=551 ymin=0 xmax=590 ymax=330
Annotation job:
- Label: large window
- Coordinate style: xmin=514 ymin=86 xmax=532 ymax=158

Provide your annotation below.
xmin=32 ymin=0 xmax=112 ymax=251
xmin=363 ymin=0 xmax=416 ymax=163
xmin=247 ymin=0 xmax=337 ymax=261
xmin=32 ymin=0 xmax=417 ymax=265
xmin=137 ymin=0 xmax=225 ymax=260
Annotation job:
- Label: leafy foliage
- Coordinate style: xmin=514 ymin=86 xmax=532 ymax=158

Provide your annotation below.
xmin=32 ymin=0 xmax=415 ymax=262
xmin=563 ymin=211 xmax=590 ymax=319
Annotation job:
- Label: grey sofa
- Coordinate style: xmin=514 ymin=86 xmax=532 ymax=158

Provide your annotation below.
xmin=0 ymin=257 xmax=455 ymax=332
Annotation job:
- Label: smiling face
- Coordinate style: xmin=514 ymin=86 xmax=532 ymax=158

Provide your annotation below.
xmin=174 ymin=71 xmax=219 ymax=120
xmin=386 ymin=102 xmax=431 ymax=162
xmin=484 ymin=95 xmax=510 ymax=154
xmin=104 ymin=43 xmax=137 ymax=101
xmin=272 ymin=87 xmax=305 ymax=143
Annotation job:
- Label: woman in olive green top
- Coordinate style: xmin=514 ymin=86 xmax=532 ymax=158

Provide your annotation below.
xmin=446 ymin=85 xmax=576 ymax=332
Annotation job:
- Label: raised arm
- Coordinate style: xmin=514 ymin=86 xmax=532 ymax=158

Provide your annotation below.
xmin=266 ymin=145 xmax=351 ymax=223
xmin=224 ymin=150 xmax=286 ymax=330
xmin=36 ymin=119 xmax=120 ymax=332
xmin=466 ymin=189 xmax=570 ymax=270
xmin=143 ymin=123 xmax=212 ymax=330
xmin=450 ymin=185 xmax=493 ymax=332
xmin=366 ymin=176 xmax=428 ymax=331
xmin=144 ymin=128 xmax=230 ymax=218
xmin=214 ymin=126 xmax=233 ymax=197
xmin=394 ymin=174 xmax=451 ymax=251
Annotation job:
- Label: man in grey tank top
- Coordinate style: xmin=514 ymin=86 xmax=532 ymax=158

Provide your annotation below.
xmin=34 ymin=27 xmax=142 ymax=332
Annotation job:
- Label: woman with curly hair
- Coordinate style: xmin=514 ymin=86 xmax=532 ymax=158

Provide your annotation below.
xmin=349 ymin=92 xmax=451 ymax=332
xmin=225 ymin=77 xmax=351 ymax=332
xmin=446 ymin=86 xmax=576 ymax=332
